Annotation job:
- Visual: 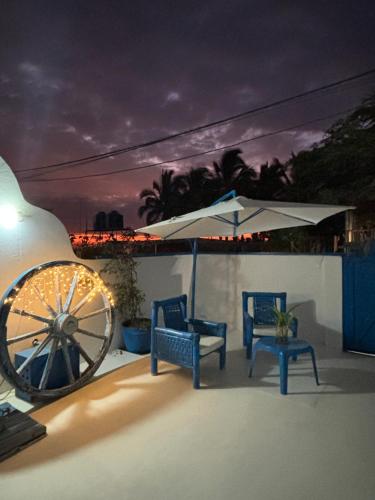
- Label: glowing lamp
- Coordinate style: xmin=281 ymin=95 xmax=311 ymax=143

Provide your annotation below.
xmin=0 ymin=204 xmax=19 ymax=229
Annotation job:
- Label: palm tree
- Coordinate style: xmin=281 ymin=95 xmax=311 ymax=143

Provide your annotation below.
xmin=210 ymin=149 xmax=256 ymax=199
xmin=138 ymin=169 xmax=183 ymax=224
xmin=254 ymin=158 xmax=291 ymax=200
xmin=175 ymin=167 xmax=212 ymax=212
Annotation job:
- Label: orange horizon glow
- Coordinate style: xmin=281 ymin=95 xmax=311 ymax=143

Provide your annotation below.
xmin=70 ymin=231 xmax=255 ymax=246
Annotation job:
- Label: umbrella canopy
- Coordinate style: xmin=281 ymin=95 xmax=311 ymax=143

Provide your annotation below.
xmin=136 ymin=195 xmax=354 ymax=239
xmin=136 ymin=193 xmax=354 ymax=318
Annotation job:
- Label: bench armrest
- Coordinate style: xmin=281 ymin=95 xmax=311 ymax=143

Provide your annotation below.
xmin=188 ymin=318 xmax=227 ymax=338
xmin=154 ymin=327 xmax=199 ymax=341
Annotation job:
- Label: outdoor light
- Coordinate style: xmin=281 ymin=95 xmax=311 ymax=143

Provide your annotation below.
xmin=0 ymin=204 xmax=19 ymax=229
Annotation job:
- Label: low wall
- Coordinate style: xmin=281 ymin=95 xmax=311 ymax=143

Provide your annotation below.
xmin=135 ymin=253 xmax=343 ymax=350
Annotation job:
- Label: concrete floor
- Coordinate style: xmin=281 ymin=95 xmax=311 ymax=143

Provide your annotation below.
xmin=1 ymin=340 xmax=375 ymax=500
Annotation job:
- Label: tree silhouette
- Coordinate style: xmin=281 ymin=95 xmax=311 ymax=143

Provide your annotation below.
xmin=175 ymin=166 xmax=212 ymax=212
xmin=138 ymin=169 xmax=183 ymax=224
xmin=254 ymin=158 xmax=291 ymax=200
xmin=210 ymin=148 xmax=256 ymax=199
xmin=288 ymin=93 xmax=375 ymax=204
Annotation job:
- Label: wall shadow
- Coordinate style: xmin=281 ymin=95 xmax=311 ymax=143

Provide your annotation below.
xmin=291 ymin=299 xmax=341 ymax=345
xmin=202 ymin=348 xmax=375 ymax=396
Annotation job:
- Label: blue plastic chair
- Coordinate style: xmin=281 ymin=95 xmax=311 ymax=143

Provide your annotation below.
xmin=151 ymin=295 xmax=227 ymax=389
xmin=242 ymin=292 xmax=298 ymax=359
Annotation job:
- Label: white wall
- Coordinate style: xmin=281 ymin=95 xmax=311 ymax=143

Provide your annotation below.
xmin=135 ymin=253 xmax=343 ymax=350
xmin=0 ymin=157 xmax=77 ymax=296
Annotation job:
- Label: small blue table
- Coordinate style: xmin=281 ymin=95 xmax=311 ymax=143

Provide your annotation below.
xmin=248 ymin=337 xmax=320 ymax=395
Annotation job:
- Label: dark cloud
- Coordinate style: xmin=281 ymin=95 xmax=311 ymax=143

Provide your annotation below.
xmin=1 ymin=0 xmax=375 ymax=230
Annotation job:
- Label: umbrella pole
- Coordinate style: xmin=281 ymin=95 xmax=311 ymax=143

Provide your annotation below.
xmin=191 ymin=238 xmax=198 ymax=319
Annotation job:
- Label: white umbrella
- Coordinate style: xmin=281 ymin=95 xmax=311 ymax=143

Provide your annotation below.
xmin=136 ymin=191 xmax=354 ymax=317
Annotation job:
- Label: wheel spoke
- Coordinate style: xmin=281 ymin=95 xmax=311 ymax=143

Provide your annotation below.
xmin=7 ymin=326 xmax=50 ymax=345
xmin=66 ymin=334 xmax=94 ymax=367
xmin=32 ymin=284 xmax=57 ymax=317
xmin=76 ymin=328 xmax=107 ymax=341
xmin=11 ymin=308 xmax=52 ymax=325
xmin=63 ymin=271 xmax=78 ymax=313
xmin=77 ymin=307 xmax=110 ymax=321
xmin=60 ymin=336 xmax=75 ymax=384
xmin=16 ymin=334 xmax=52 ymax=376
xmin=69 ymin=290 xmax=91 ymax=316
xmin=38 ymin=336 xmax=59 ymax=390
xmin=55 ymin=272 xmax=62 ymax=313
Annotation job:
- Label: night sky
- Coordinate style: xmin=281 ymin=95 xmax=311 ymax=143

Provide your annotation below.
xmin=1 ymin=0 xmax=375 ymax=231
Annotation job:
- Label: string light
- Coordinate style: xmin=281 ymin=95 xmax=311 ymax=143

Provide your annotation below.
xmin=8 ymin=264 xmax=115 ymax=321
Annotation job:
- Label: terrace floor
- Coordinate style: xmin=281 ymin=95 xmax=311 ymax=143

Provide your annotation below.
xmin=1 ymin=339 xmax=375 ymax=500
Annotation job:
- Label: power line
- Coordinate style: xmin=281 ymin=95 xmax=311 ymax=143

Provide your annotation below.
xmin=16 ymin=67 xmax=375 ymax=176
xmin=27 ymin=78 xmax=374 ymax=183
xmin=20 ymin=107 xmax=354 ymax=183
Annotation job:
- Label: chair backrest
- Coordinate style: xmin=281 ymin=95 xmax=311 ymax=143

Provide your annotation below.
xmin=242 ymin=292 xmax=287 ymax=326
xmin=155 ymin=295 xmax=188 ymax=331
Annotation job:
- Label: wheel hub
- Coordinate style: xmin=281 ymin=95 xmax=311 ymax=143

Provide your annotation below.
xmin=54 ymin=313 xmax=78 ymax=336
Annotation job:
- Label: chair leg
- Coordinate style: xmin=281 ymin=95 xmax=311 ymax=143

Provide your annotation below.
xmin=193 ymin=362 xmax=200 ymax=389
xmin=279 ymin=352 xmax=288 ymax=395
xmin=219 ymin=346 xmax=226 ymax=369
xmin=248 ymin=348 xmax=257 ymax=377
xmin=291 ymin=331 xmax=298 ymax=362
xmin=310 ymin=348 xmax=320 ymax=386
xmin=246 ymin=339 xmax=253 ymax=359
xmin=151 ymin=356 xmax=158 ymax=376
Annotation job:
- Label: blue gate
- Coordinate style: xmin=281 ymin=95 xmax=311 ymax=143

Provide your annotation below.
xmin=343 ymin=253 xmax=375 ymax=354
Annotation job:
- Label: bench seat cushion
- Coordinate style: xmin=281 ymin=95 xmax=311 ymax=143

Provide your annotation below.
xmin=199 ymin=335 xmax=225 ymax=356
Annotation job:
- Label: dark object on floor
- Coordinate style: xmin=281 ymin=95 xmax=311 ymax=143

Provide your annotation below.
xmin=0 ymin=403 xmax=47 ymax=462
xmin=14 ymin=344 xmax=80 ymax=402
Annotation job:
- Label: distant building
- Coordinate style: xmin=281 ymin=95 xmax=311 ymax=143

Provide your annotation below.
xmin=108 ymin=210 xmax=124 ymax=230
xmin=93 ymin=210 xmax=124 ymax=231
xmin=94 ymin=211 xmax=107 ymax=231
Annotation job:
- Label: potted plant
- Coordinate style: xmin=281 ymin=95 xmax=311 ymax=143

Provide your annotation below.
xmin=273 ymin=305 xmax=298 ymax=344
xmin=100 ymin=242 xmax=151 ymax=354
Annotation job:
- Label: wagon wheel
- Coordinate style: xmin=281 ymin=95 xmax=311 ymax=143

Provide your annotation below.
xmin=0 ymin=261 xmax=115 ymax=400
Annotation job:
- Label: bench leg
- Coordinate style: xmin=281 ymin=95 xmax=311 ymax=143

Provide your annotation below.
xmin=219 ymin=346 xmax=226 ymax=370
xmin=246 ymin=339 xmax=253 ymax=359
xmin=279 ymin=352 xmax=288 ymax=395
xmin=248 ymin=348 xmax=257 ymax=377
xmin=151 ymin=356 xmax=158 ymax=375
xmin=193 ymin=362 xmax=200 ymax=389
xmin=310 ymin=348 xmax=320 ymax=386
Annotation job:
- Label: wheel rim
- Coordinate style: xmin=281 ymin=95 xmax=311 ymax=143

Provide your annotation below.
xmin=0 ymin=260 xmax=115 ymax=399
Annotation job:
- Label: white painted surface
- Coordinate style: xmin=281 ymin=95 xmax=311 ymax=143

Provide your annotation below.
xmin=135 ymin=253 xmax=343 ymax=349
xmin=0 ymin=157 xmax=76 ymax=297
xmin=1 ymin=346 xmax=375 ymax=500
